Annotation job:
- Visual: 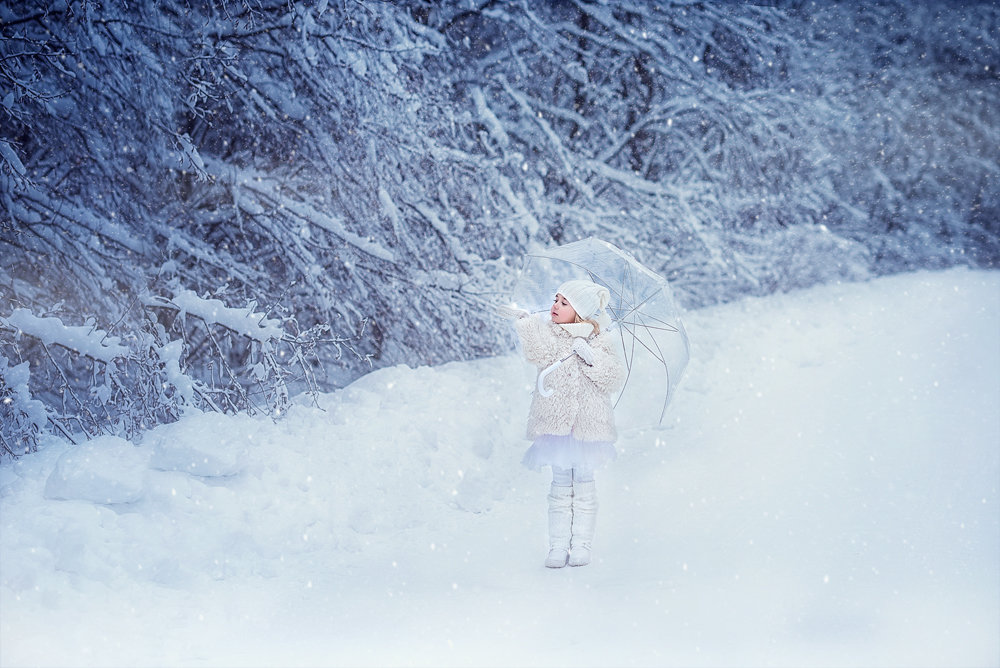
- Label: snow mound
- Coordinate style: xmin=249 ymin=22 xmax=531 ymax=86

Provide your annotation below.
xmin=1 ymin=269 xmax=997 ymax=668
xmin=147 ymin=411 xmax=253 ymax=477
xmin=43 ymin=435 xmax=149 ymax=504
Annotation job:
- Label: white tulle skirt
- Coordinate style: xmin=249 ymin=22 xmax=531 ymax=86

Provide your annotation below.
xmin=521 ymin=433 xmax=617 ymax=472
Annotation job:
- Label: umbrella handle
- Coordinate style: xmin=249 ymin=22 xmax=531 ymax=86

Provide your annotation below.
xmin=537 ymin=354 xmax=573 ymax=397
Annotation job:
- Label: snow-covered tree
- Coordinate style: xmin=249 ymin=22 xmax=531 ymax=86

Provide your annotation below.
xmin=789 ymin=1 xmax=1000 ymax=270
xmin=1 ymin=0 xmax=997 ymax=457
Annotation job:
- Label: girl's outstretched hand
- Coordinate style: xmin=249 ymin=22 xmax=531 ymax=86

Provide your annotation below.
xmin=496 ymin=305 xmax=530 ymax=320
xmin=572 ymin=338 xmax=595 ymax=365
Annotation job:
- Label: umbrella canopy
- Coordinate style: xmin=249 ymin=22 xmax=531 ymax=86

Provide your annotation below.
xmin=510 ymin=237 xmax=690 ymax=426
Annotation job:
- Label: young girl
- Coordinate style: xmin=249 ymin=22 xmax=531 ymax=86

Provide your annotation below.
xmin=503 ymin=280 xmax=626 ymax=568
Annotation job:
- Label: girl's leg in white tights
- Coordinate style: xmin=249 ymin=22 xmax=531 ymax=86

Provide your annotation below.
xmin=551 ymin=466 xmax=574 ymax=487
xmin=552 ymin=467 xmax=595 ymax=485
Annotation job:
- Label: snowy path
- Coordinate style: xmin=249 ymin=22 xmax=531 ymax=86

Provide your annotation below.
xmin=2 ymin=269 xmax=998 ymax=667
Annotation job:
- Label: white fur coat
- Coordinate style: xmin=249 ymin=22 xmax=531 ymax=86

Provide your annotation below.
xmin=515 ymin=314 xmax=626 ymax=442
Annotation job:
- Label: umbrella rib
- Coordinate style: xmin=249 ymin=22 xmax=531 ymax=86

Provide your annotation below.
xmin=617 ymin=321 xmax=668 ymax=364
xmin=620 ymin=317 xmax=673 ymax=423
xmin=638 ymin=312 xmax=672 ymax=424
xmin=608 ymin=289 xmax=676 ymax=326
xmin=614 ymin=320 xmax=679 ymax=333
xmin=610 ymin=271 xmax=679 ymax=423
xmin=614 ymin=318 xmax=639 ymax=410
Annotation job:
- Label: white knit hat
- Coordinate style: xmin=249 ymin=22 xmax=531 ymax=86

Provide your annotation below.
xmin=557 ymin=279 xmax=612 ymax=327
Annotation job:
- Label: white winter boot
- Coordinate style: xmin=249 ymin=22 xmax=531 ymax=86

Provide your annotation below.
xmin=568 ymin=480 xmax=598 ymax=567
xmin=545 ymin=484 xmax=574 ymax=568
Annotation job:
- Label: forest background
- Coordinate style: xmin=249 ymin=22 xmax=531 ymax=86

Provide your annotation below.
xmin=1 ymin=0 xmax=997 ymax=456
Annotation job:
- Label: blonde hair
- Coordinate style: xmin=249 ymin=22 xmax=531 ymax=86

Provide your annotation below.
xmin=574 ymin=314 xmax=601 ymax=335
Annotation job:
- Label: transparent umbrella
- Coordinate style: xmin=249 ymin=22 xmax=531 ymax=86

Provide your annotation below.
xmin=509 ymin=237 xmax=690 ymax=426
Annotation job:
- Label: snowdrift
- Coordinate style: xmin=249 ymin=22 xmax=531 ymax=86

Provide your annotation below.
xmin=1 ymin=269 xmax=997 ymax=667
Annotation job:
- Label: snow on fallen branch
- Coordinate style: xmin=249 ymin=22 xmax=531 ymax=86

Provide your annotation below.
xmin=1 ymin=308 xmax=128 ymax=363
xmin=0 ymin=354 xmax=48 ymax=458
xmin=144 ymin=290 xmax=285 ymax=343
xmin=0 ymin=286 xmax=356 ymax=459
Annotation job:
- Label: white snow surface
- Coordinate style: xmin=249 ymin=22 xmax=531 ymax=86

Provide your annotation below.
xmin=1 ymin=269 xmax=998 ymax=667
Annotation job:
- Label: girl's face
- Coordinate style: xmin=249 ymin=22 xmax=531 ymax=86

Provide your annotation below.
xmin=550 ymin=293 xmax=578 ymax=324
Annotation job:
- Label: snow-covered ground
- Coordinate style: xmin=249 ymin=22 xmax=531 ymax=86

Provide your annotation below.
xmin=1 ymin=268 xmax=998 ymax=668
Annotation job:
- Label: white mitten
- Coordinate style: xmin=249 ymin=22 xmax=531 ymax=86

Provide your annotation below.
xmin=572 ymin=338 xmax=595 ymax=365
xmin=495 ymin=305 xmax=530 ymax=320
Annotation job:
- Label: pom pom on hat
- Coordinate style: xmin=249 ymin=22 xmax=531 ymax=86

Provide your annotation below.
xmin=557 ymin=279 xmax=612 ymax=325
